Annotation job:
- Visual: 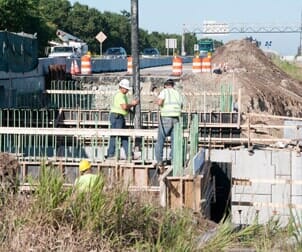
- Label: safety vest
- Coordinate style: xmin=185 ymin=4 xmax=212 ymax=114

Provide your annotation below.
xmin=110 ymin=91 xmax=128 ymax=116
xmin=74 ymin=174 xmax=98 ymax=192
xmin=159 ymin=88 xmax=183 ymax=117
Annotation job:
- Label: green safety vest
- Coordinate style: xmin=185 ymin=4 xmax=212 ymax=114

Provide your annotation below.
xmin=159 ymin=88 xmax=183 ymax=117
xmin=110 ymin=91 xmax=128 ymax=116
xmin=74 ymin=173 xmax=98 ymax=192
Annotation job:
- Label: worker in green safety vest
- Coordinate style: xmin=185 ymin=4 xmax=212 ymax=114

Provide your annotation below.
xmin=107 ymin=79 xmax=139 ymax=159
xmin=74 ymin=159 xmax=98 ymax=192
xmin=155 ymin=79 xmax=183 ymax=172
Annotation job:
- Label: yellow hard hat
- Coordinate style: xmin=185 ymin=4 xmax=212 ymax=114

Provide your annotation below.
xmin=79 ymin=159 xmax=91 ymax=172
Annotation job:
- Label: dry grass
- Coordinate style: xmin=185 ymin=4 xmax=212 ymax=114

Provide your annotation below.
xmin=0 ymin=165 xmax=301 ymax=251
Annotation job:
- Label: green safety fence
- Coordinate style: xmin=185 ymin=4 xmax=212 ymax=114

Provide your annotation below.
xmin=189 ymin=114 xmax=199 ymax=174
xmin=220 ymin=83 xmax=233 ymax=112
xmin=173 ymin=118 xmax=184 ymax=176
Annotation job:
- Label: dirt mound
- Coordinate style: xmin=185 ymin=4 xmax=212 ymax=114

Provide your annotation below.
xmin=182 ymin=39 xmax=302 ymax=117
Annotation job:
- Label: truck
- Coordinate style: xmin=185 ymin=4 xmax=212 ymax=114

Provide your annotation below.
xmin=198 ymin=38 xmax=215 ymax=57
xmin=47 ymin=29 xmax=88 ymax=58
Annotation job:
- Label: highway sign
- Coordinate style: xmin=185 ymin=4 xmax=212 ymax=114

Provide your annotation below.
xmin=96 ymin=31 xmax=107 ymax=43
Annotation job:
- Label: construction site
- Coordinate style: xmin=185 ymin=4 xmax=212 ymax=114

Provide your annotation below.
xmin=1 ymin=37 xmax=302 ymax=227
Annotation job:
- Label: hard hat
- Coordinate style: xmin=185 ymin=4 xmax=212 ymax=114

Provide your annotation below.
xmin=79 ymin=159 xmax=91 ymax=172
xmin=119 ymin=79 xmax=130 ymax=90
xmin=164 ymin=79 xmax=175 ymax=86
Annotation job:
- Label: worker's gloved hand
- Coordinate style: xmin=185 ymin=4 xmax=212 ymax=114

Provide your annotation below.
xmin=131 ymin=99 xmax=139 ymax=106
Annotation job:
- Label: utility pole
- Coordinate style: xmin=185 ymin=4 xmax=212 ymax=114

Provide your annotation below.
xmin=131 ymin=0 xmax=141 ymax=128
xmin=181 ymin=24 xmax=186 ymax=56
xmin=300 ymin=9 xmax=302 ymax=56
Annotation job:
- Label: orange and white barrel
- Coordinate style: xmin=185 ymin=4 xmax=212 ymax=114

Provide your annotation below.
xmin=192 ymin=57 xmax=202 ymax=73
xmin=81 ymin=54 xmax=92 ymax=75
xmin=127 ymin=56 xmax=133 ymax=74
xmin=172 ymin=56 xmax=183 ymax=76
xmin=201 ymin=57 xmax=211 ymax=73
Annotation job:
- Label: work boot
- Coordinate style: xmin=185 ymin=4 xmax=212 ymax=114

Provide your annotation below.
xmin=155 ymin=162 xmax=165 ymax=175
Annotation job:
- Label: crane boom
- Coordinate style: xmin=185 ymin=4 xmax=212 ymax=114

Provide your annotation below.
xmin=56 ymin=29 xmax=83 ymax=43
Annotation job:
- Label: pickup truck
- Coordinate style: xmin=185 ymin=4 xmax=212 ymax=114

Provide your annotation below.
xmin=48 ymin=45 xmax=78 ymax=58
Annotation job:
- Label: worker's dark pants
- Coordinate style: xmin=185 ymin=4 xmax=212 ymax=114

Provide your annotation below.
xmin=107 ymin=113 xmax=129 ymax=158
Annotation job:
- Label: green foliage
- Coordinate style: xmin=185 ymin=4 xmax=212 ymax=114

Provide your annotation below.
xmin=0 ymin=0 xmax=198 ymax=56
xmin=1 ymin=168 xmax=302 ymax=250
xmin=31 ymin=163 xmax=72 ymax=214
xmin=272 ymin=56 xmax=302 ymax=81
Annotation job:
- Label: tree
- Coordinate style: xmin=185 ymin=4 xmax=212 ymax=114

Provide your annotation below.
xmin=0 ymin=0 xmax=53 ymax=56
xmin=101 ymin=11 xmax=131 ymax=53
xmin=38 ymin=0 xmax=71 ymax=29
xmin=65 ymin=3 xmax=105 ymax=54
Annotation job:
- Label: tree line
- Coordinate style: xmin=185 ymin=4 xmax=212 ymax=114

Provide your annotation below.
xmin=0 ymin=0 xmax=200 ymax=57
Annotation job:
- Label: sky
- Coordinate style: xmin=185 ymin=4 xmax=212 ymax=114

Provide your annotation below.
xmin=69 ymin=0 xmax=302 ymax=56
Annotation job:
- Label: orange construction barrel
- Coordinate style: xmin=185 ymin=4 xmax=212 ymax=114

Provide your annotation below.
xmin=127 ymin=56 xmax=133 ymax=74
xmin=192 ymin=57 xmax=202 ymax=73
xmin=81 ymin=54 xmax=92 ymax=75
xmin=172 ymin=56 xmax=183 ymax=76
xmin=201 ymin=57 xmax=211 ymax=73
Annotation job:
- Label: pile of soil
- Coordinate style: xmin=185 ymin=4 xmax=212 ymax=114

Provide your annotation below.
xmin=181 ymin=39 xmax=302 ymax=117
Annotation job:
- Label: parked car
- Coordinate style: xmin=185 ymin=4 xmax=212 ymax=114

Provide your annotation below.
xmin=104 ymin=47 xmax=127 ymax=59
xmin=141 ymin=48 xmax=160 ymax=58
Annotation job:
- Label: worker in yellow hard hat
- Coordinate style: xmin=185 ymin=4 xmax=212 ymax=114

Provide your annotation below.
xmin=74 ymin=159 xmax=98 ymax=192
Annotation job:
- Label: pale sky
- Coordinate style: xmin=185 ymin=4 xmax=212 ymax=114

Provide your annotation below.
xmin=70 ymin=0 xmax=302 ymax=56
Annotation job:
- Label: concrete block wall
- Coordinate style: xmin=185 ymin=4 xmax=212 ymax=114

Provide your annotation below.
xmin=210 ymin=148 xmax=302 ymax=225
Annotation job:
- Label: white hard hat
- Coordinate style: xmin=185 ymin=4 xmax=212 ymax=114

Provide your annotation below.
xmin=119 ymin=79 xmax=130 ymax=90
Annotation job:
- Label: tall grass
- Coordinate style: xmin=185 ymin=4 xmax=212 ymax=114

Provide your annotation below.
xmin=272 ymin=56 xmax=302 ymax=81
xmin=0 ymin=164 xmax=302 ymax=251
xmin=0 ymin=165 xmax=199 ymax=251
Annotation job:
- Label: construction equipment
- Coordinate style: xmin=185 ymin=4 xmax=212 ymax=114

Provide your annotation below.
xmin=48 ymin=29 xmax=88 ymax=58
xmin=198 ymin=38 xmax=215 ymax=57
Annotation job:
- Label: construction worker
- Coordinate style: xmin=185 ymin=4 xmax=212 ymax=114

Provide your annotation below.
xmin=155 ymin=79 xmax=183 ymax=171
xmin=74 ymin=159 xmax=98 ymax=191
xmin=107 ymin=79 xmax=139 ymax=159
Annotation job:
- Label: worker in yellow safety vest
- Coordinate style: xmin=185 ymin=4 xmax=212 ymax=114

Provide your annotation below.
xmin=155 ymin=79 xmax=183 ymax=171
xmin=107 ymin=79 xmax=139 ymax=159
xmin=74 ymin=159 xmax=98 ymax=192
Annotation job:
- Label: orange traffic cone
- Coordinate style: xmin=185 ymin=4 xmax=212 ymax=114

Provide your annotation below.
xmin=70 ymin=60 xmax=75 ymax=75
xmin=74 ymin=60 xmax=80 ymax=74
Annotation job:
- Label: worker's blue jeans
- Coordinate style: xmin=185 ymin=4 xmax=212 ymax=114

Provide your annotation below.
xmin=155 ymin=116 xmax=179 ymax=163
xmin=107 ymin=113 xmax=129 ymax=158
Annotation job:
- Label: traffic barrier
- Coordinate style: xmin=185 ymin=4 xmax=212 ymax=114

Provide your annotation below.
xmin=127 ymin=56 xmax=133 ymax=74
xmin=81 ymin=55 xmax=91 ymax=74
xmin=74 ymin=59 xmax=80 ymax=74
xmin=201 ymin=57 xmax=211 ymax=73
xmin=192 ymin=57 xmax=202 ymax=73
xmin=172 ymin=56 xmax=182 ymax=76
xmin=70 ymin=61 xmax=75 ymax=75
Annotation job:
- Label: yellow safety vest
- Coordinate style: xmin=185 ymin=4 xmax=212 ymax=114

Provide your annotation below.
xmin=110 ymin=91 xmax=128 ymax=116
xmin=159 ymin=88 xmax=183 ymax=117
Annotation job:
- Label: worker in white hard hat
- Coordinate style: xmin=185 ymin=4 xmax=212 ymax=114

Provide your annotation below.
xmin=107 ymin=79 xmax=139 ymax=159
xmin=74 ymin=159 xmax=98 ymax=191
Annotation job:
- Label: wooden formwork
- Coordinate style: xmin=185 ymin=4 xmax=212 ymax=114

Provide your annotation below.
xmin=166 ymin=175 xmax=202 ymax=212
xmin=162 ymin=160 xmax=213 ymax=217
xmin=18 ymin=159 xmax=159 ymax=189
xmin=114 ymin=162 xmax=159 ymax=187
